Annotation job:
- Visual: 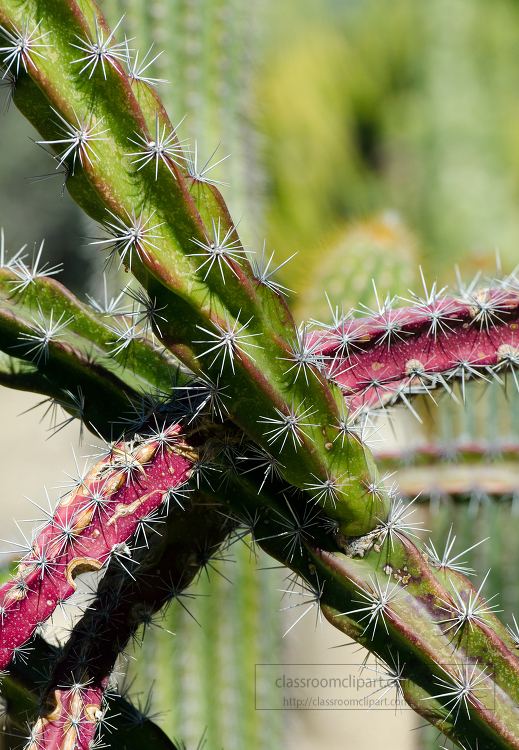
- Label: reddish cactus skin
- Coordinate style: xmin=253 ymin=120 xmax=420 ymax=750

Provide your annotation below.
xmin=0 ymin=424 xmax=194 ymax=669
xmin=29 ymin=493 xmax=233 ymax=750
xmin=3 ymin=633 xmax=180 ymax=750
xmin=313 ymin=289 xmax=519 ymax=411
xmin=28 ymin=681 xmax=107 ymax=750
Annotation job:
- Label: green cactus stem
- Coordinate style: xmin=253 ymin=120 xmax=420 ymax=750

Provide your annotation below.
xmin=193 ymin=461 xmax=519 ymax=749
xmin=0 ymin=0 xmax=390 ymax=537
xmin=0 ymin=253 xmax=191 ymax=437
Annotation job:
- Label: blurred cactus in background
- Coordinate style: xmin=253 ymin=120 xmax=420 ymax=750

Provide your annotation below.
xmin=260 ymin=0 xmax=519 ymax=288
xmin=295 ymin=211 xmax=418 ymax=324
xmin=132 ymin=542 xmax=282 ymax=750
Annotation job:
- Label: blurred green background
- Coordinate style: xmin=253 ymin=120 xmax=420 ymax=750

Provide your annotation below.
xmin=261 ymin=0 xmax=519 ymax=296
xmin=3 ymin=1 xmax=519 ymax=749
xmin=5 ymin=0 xmax=519 ymax=303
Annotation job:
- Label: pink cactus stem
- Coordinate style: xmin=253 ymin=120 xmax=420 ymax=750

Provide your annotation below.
xmin=0 ymin=424 xmax=195 ymax=670
xmin=26 ymin=680 xmax=108 ymax=750
xmin=312 ymin=287 xmax=519 ymax=411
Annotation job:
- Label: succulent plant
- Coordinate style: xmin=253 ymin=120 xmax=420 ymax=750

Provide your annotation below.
xmin=3 ymin=2 xmax=519 ymax=749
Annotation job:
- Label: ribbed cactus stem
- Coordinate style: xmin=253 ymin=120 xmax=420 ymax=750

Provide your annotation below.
xmin=312 ymin=284 xmax=519 ymax=413
xmin=28 ymin=491 xmax=231 ymax=750
xmin=0 ymin=0 xmax=391 ymax=537
xmin=3 ymin=635 xmax=180 ymax=749
xmin=0 ymin=261 xmax=189 ymax=437
xmin=0 ymin=423 xmax=194 ymax=669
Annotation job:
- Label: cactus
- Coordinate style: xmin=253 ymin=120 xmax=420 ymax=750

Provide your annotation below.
xmin=295 ymin=212 xmax=418 ymax=324
xmin=4 ymin=3 xmax=519 ymax=749
xmin=377 ymin=440 xmax=519 ymax=505
xmin=0 ymin=421 xmax=195 ymax=670
xmin=311 ymin=278 xmax=519 ymax=414
xmin=3 ymin=635 xmax=180 ymax=749
xmin=92 ymin=5 xmax=282 ymax=746
xmin=129 ymin=533 xmax=282 ymax=750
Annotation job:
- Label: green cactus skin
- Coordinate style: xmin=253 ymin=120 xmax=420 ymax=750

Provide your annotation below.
xmin=0 ymin=264 xmax=189 ymax=437
xmin=0 ymin=350 xmax=71 ymax=402
xmin=0 ymin=0 xmax=388 ymax=539
xmin=4 ymin=3 xmax=519 ymax=749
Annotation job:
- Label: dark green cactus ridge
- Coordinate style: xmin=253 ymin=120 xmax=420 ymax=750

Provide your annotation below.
xmin=2 ymin=2 xmax=519 ymax=749
xmin=0 ymin=263 xmax=189 ymax=436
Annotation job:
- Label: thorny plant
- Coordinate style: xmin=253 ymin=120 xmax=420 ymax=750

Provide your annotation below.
xmin=1 ymin=3 xmax=519 ymax=749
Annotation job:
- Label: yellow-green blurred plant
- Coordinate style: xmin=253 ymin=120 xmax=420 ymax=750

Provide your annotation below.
xmin=259 ymin=0 xmax=519 ymax=287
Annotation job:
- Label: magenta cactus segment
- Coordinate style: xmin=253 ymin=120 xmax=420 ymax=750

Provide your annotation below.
xmin=27 ymin=679 xmax=107 ymax=750
xmin=0 ymin=424 xmax=194 ymax=670
xmin=312 ymin=287 xmax=519 ymax=411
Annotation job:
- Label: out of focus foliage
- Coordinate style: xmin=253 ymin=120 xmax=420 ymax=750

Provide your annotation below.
xmin=5 ymin=0 xmax=519 ymax=297
xmin=258 ymin=0 xmax=519 ymax=300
